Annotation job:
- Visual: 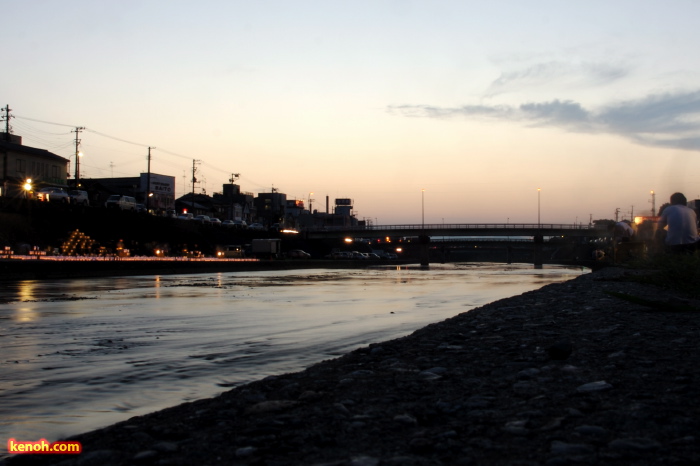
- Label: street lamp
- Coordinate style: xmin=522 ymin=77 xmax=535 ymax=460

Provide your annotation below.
xmin=75 ymin=151 xmax=83 ymax=187
xmin=23 ymin=178 xmax=32 ymax=198
xmin=537 ymin=188 xmax=541 ymax=227
xmin=421 ymin=189 xmax=425 ymax=229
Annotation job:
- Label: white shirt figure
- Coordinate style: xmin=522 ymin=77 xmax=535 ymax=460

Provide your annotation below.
xmin=614 ymin=221 xmax=634 ymax=240
xmin=659 ymin=204 xmax=699 ymax=245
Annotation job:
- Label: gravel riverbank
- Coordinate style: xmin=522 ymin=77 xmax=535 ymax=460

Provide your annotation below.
xmin=5 ymin=267 xmax=699 ymax=465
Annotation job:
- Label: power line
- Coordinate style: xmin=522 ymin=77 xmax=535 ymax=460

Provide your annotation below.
xmin=157 ymin=148 xmax=191 ymax=160
xmin=11 ymin=119 xmax=72 ymax=136
xmin=14 ymin=114 xmax=76 ymax=128
xmin=85 ymin=128 xmax=150 ymax=148
xmin=13 ymin=112 xmax=251 ymax=191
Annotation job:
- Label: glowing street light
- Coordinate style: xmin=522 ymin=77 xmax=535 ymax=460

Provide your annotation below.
xmin=75 ymin=151 xmax=84 ymax=187
xmin=23 ymin=178 xmax=32 ymax=199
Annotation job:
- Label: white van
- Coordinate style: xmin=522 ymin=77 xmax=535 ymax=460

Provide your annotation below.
xmin=68 ymin=190 xmax=90 ymax=206
xmin=105 ymin=195 xmax=137 ymax=211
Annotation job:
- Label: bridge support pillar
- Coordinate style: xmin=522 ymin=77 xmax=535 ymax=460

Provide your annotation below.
xmin=533 ymin=234 xmax=544 ymax=269
xmin=419 ymin=235 xmax=430 ymax=268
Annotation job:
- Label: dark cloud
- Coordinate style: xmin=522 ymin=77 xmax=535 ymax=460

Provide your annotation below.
xmin=388 ymin=90 xmax=700 ymax=151
xmin=599 ymin=91 xmax=700 ymax=135
xmin=519 ymin=100 xmax=591 ymax=129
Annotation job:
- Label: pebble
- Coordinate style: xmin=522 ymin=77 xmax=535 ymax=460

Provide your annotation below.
xmin=132 ymin=450 xmax=158 ymax=461
xmin=608 ymin=437 xmax=661 ymax=452
xmin=418 ymin=370 xmax=442 ymax=380
xmin=393 ymin=413 xmax=418 ymax=425
xmin=236 ymin=446 xmax=257 ymax=457
xmin=349 ymin=456 xmax=379 ymax=466
xmin=152 ymin=441 xmax=179 ymax=452
xmin=245 ymin=399 xmax=298 ymax=414
xmin=503 ymin=420 xmax=529 ymax=436
xmin=550 ymin=440 xmax=596 ymax=456
xmin=547 ymin=340 xmax=573 ymax=360
xmin=574 ymin=425 xmax=608 ymax=438
xmin=576 ymin=380 xmax=613 ymax=392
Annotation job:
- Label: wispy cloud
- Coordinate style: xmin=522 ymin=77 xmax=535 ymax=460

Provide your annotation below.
xmin=484 ymin=61 xmax=629 ymax=97
xmin=389 ymin=91 xmax=700 ymax=151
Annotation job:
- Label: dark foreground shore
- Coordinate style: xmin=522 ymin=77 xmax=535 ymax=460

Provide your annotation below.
xmin=5 ymin=268 xmax=699 ymax=465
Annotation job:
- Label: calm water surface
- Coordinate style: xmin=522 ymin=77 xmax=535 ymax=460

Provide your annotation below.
xmin=0 ymin=263 xmax=588 ymax=451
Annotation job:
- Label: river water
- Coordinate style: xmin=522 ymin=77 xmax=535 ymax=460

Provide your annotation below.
xmin=0 ymin=263 xmax=588 ymax=451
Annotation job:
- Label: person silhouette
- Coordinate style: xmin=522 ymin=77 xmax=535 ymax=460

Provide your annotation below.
xmin=658 ymin=192 xmax=699 ymax=253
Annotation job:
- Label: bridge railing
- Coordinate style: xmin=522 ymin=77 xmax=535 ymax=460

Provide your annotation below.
xmin=306 ymin=223 xmax=597 ymax=232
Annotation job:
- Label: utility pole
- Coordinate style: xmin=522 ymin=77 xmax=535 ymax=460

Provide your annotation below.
xmin=72 ymin=126 xmax=85 ymax=187
xmin=1 ymin=105 xmax=12 ymax=141
xmin=1 ymin=106 xmax=11 ymax=192
xmin=146 ymin=147 xmax=155 ymax=212
xmin=191 ymin=159 xmax=201 ymax=211
xmin=228 ymin=173 xmax=240 ymax=221
xmin=650 ymin=190 xmax=656 ymax=216
xmin=615 ymin=208 xmax=620 ymax=222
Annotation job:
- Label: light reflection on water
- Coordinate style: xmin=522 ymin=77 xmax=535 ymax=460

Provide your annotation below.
xmin=0 ymin=263 xmax=587 ymax=450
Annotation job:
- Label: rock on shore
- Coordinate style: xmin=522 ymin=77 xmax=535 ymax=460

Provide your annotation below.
xmin=5 ymin=268 xmax=699 ymax=465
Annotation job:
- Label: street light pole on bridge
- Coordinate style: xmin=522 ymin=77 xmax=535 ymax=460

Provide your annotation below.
xmin=421 ymin=189 xmax=425 ymax=229
xmin=537 ymin=187 xmax=541 ymax=227
xmin=535 ymin=188 xmax=543 ymax=269
xmin=420 ymin=189 xmax=429 ymax=267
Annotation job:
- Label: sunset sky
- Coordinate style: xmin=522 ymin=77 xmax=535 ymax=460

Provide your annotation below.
xmin=4 ymin=1 xmax=700 ymax=224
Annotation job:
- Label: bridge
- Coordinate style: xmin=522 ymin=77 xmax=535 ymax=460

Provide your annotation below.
xmin=305 ymin=223 xmax=604 ymax=239
xmin=304 ymin=223 xmax=608 ymax=267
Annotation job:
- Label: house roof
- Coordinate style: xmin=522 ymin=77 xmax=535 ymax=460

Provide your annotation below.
xmin=0 ymin=140 xmax=69 ymax=163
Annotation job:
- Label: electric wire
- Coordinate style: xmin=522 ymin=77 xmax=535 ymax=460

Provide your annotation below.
xmin=13 ymin=113 xmax=260 ymax=193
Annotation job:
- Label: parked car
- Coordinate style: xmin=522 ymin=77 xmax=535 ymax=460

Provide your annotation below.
xmin=287 ymin=249 xmax=311 ymax=259
xmin=209 ymin=217 xmax=222 ymax=226
xmin=177 ymin=213 xmax=193 ymax=220
xmin=193 ymin=215 xmax=211 ymax=224
xmin=36 ymin=187 xmax=71 ymax=203
xmin=164 ymin=209 xmax=177 ymax=219
xmin=222 ymin=220 xmax=248 ymax=229
xmin=327 ymin=251 xmax=352 ymax=259
xmin=248 ymin=223 xmax=265 ymax=230
xmin=105 ymin=195 xmax=137 ymax=211
xmin=68 ymin=190 xmax=89 ymax=206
